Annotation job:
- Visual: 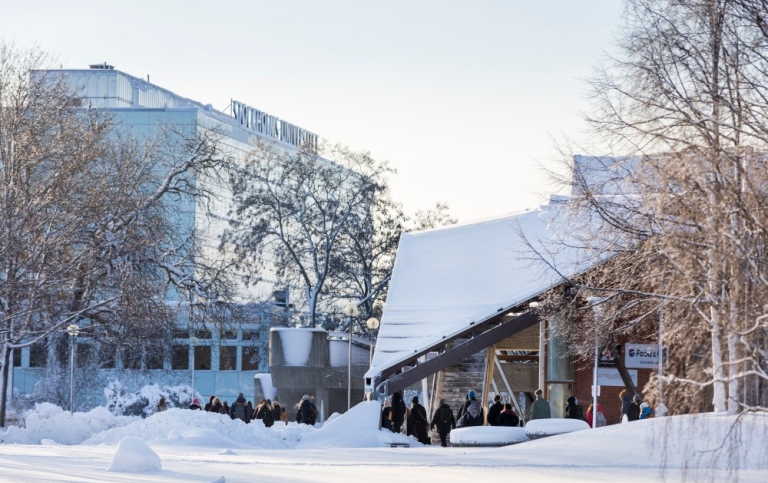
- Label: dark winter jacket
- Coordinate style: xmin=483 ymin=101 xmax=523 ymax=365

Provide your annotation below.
xmin=487 ymin=400 xmax=503 ymax=426
xmin=254 ymin=402 xmax=274 ymax=427
xmin=390 ymin=393 xmax=406 ymax=427
xmin=409 ymin=402 xmax=431 ymax=445
xmin=430 ymin=403 xmax=456 ymax=434
xmin=497 ymin=407 xmax=520 ymax=427
xmin=621 ymin=392 xmax=640 ymax=421
xmin=297 ymin=398 xmax=318 ymax=425
xmin=565 ymin=396 xmax=584 ymax=420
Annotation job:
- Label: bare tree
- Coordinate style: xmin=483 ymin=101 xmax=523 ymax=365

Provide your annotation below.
xmin=538 ymin=0 xmax=768 ymax=422
xmin=0 ymin=43 xmax=235 ymax=425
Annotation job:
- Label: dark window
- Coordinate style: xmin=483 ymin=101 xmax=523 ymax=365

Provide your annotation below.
xmin=172 ymin=345 xmax=189 ymax=370
xmin=242 ymin=330 xmax=259 ymax=342
xmin=194 ymin=329 xmax=212 ymax=340
xmin=219 ymin=346 xmax=237 ymax=370
xmin=221 ymin=329 xmax=237 ymax=340
xmin=242 ymin=345 xmax=260 ymax=371
xmin=194 ymin=346 xmax=211 ymax=370
xmin=173 ymin=329 xmax=189 ymax=340
xmin=12 ymin=348 xmax=21 ymax=367
xmin=146 ymin=347 xmax=164 ymax=370
xmin=121 ymin=348 xmax=141 ymax=370
xmin=29 ymin=342 xmax=46 ymax=367
xmin=99 ymin=344 xmax=116 ymax=369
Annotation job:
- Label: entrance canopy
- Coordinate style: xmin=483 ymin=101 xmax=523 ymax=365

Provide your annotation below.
xmin=365 ymin=194 xmax=610 ymax=392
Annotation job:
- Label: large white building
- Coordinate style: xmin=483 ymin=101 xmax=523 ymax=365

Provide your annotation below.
xmin=12 ymin=64 xmax=321 ymax=406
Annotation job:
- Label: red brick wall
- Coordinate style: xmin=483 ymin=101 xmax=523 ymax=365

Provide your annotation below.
xmin=573 ymin=360 xmax=653 ymax=425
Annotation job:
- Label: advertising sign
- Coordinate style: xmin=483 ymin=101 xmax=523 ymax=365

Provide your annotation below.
xmin=596 ymin=367 xmax=637 ymax=386
xmin=625 ymin=343 xmax=667 ymax=369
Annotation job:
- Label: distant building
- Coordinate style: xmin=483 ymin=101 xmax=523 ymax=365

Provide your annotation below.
xmin=11 ymin=64 xmax=325 ymax=406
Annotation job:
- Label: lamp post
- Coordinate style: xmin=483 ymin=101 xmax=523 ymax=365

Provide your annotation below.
xmin=343 ymin=303 xmax=360 ymax=411
xmin=67 ymin=324 xmax=80 ymax=414
xmin=365 ymin=317 xmax=379 ymax=365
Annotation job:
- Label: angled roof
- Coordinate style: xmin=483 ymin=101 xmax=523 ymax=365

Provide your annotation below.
xmin=365 ymin=194 xmax=611 ymax=382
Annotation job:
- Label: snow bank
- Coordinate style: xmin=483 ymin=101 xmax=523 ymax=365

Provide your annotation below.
xmin=450 ymin=426 xmax=528 ymax=446
xmin=525 ymin=418 xmax=589 ymax=439
xmin=107 ymin=436 xmax=162 ymax=473
xmin=299 ymin=401 xmax=413 ymax=448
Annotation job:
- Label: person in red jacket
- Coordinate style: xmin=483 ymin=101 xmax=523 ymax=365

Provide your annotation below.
xmin=586 ymin=400 xmax=606 ymax=427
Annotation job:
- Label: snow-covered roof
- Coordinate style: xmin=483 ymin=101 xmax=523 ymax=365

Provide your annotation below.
xmin=365 ymin=196 xmax=608 ymax=381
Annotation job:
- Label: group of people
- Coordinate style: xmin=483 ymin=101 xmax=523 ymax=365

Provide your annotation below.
xmin=379 ymin=390 xmax=523 ymax=447
xmin=184 ymin=393 xmax=293 ymax=426
xmin=529 ymin=387 xmax=654 ymax=427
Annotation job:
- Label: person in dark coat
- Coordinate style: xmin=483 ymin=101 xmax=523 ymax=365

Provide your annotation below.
xmin=207 ymin=397 xmax=226 ymax=414
xmin=620 ymin=390 xmax=640 ymax=422
xmin=188 ymin=397 xmax=203 ymax=410
xmin=430 ymin=399 xmax=456 ymax=447
xmin=253 ymin=399 xmax=274 ymax=427
xmin=390 ymin=391 xmax=407 ymax=433
xmin=530 ymin=388 xmax=551 ymax=420
xmin=296 ymin=395 xmax=318 ymax=425
xmin=380 ymin=399 xmax=393 ymax=431
xmin=497 ymin=403 xmax=520 ymax=426
xmin=565 ymin=396 xmax=584 ymax=420
xmin=487 ymin=395 xmax=503 ymax=426
xmin=204 ymin=395 xmax=216 ymax=412
xmin=409 ymin=396 xmax=431 ymax=445
xmin=458 ymin=397 xmax=484 ymax=427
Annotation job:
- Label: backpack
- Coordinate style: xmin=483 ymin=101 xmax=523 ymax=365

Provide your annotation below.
xmin=439 ymin=407 xmax=452 ymax=424
xmin=234 ymin=403 xmax=246 ymax=422
xmin=595 ymin=410 xmax=607 ymax=427
xmin=302 ymin=402 xmax=317 ymax=425
xmin=575 ymin=405 xmax=585 ymax=421
xmin=262 ymin=406 xmax=275 ymax=427
xmin=467 ymin=400 xmax=479 ymax=418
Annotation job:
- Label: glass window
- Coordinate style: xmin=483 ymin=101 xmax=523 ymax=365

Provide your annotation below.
xmin=173 ymin=329 xmax=189 ymax=340
xmin=146 ymin=347 xmax=164 ymax=370
xmin=194 ymin=346 xmax=211 ymax=370
xmin=171 ymin=345 xmax=189 ymax=370
xmin=29 ymin=342 xmax=46 ymax=367
xmin=99 ymin=344 xmax=115 ymax=369
xmin=219 ymin=346 xmax=237 ymax=370
xmin=221 ymin=329 xmax=237 ymax=340
xmin=194 ymin=329 xmax=212 ymax=340
xmin=121 ymin=348 xmax=141 ymax=370
xmin=12 ymin=348 xmax=21 ymax=367
xmin=242 ymin=331 xmax=259 ymax=342
xmin=242 ymin=345 xmax=260 ymax=371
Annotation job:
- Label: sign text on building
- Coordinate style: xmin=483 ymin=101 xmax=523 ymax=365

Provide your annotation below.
xmin=625 ymin=343 xmax=667 ymax=369
xmin=596 ymin=367 xmax=637 ymax=386
xmin=231 ymin=100 xmax=318 ymax=151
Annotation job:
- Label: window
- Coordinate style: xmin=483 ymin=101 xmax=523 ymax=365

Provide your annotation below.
xmin=99 ymin=344 xmax=116 ymax=369
xmin=146 ymin=347 xmax=164 ymax=370
xmin=171 ymin=345 xmax=189 ymax=370
xmin=221 ymin=329 xmax=237 ymax=340
xmin=29 ymin=342 xmax=46 ymax=367
xmin=194 ymin=329 xmax=212 ymax=340
xmin=173 ymin=329 xmax=189 ymax=340
xmin=12 ymin=348 xmax=21 ymax=367
xmin=219 ymin=346 xmax=237 ymax=371
xmin=242 ymin=331 xmax=259 ymax=342
xmin=121 ymin=348 xmax=141 ymax=370
xmin=242 ymin=345 xmax=260 ymax=371
xmin=194 ymin=346 xmax=211 ymax=370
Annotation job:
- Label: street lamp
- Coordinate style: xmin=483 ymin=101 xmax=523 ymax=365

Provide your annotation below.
xmin=67 ymin=324 xmax=80 ymax=414
xmin=343 ymin=303 xmax=360 ymax=411
xmin=365 ymin=317 xmax=379 ymax=365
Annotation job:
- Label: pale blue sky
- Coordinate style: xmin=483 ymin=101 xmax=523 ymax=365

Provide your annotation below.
xmin=2 ymin=1 xmax=624 ymax=222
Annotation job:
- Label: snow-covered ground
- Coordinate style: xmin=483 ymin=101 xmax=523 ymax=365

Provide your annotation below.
xmin=2 ymin=401 xmax=767 ymax=483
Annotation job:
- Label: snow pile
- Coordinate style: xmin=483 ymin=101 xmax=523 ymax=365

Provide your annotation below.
xmin=107 ymin=436 xmax=162 ymax=473
xmin=299 ymin=401 xmax=413 ymax=448
xmin=451 ymin=426 xmax=528 ymax=446
xmin=524 ymin=418 xmax=589 ymax=440
xmin=2 ymin=403 xmax=139 ymax=445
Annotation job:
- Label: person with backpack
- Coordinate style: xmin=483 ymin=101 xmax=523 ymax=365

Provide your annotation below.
xmin=486 ymin=394 xmax=504 ymax=426
xmin=459 ymin=398 xmax=484 ymax=427
xmin=430 ymin=399 xmax=456 ymax=447
xmin=253 ymin=399 xmax=275 ymax=427
xmin=230 ymin=393 xmax=251 ymax=423
xmin=586 ymin=400 xmax=607 ymax=428
xmin=296 ymin=395 xmax=318 ymax=426
xmin=272 ymin=401 xmax=288 ymax=425
xmin=497 ymin=403 xmax=520 ymax=427
xmin=620 ymin=390 xmax=641 ymax=422
xmin=565 ymin=396 xmax=585 ymax=420
xmin=409 ymin=396 xmax=431 ymax=445
xmin=390 ymin=391 xmax=407 ymax=433
xmin=456 ymin=390 xmax=480 ymax=422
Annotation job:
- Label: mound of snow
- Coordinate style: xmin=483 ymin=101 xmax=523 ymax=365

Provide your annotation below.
xmin=525 ymin=418 xmax=589 ymax=440
xmin=107 ymin=436 xmax=161 ymax=473
xmin=450 ymin=426 xmax=528 ymax=446
xmin=299 ymin=401 xmax=413 ymax=448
